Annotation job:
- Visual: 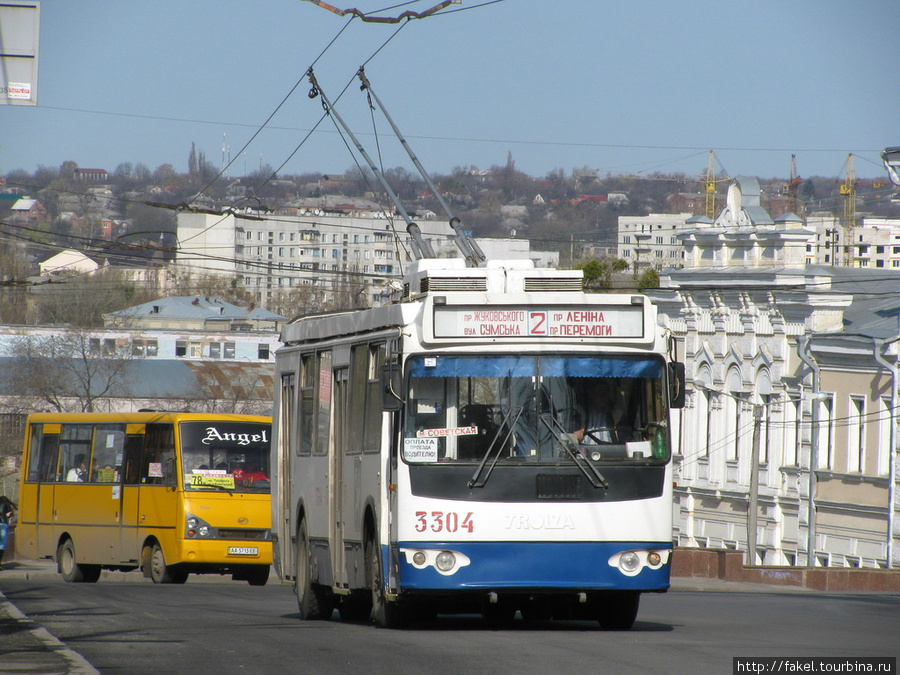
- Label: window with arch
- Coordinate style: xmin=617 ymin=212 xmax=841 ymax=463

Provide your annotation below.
xmin=726 ymin=368 xmax=743 ymax=462
xmin=755 ymin=369 xmax=772 ymax=466
xmin=695 ymin=366 xmax=713 ymax=460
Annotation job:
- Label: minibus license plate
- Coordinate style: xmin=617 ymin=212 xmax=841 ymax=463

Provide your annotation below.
xmin=228 ymin=546 xmax=258 ymax=556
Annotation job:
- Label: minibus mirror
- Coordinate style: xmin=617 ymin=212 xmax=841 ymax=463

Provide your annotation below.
xmin=668 ymin=362 xmax=686 ymax=409
xmin=381 ymin=363 xmax=404 ymax=411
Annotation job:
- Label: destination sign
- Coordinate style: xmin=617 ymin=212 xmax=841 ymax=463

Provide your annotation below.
xmin=433 ymin=306 xmax=644 ymax=339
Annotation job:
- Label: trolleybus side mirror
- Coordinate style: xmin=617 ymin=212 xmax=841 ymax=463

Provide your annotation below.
xmin=668 ymin=362 xmax=686 ymax=409
xmin=381 ymin=363 xmax=404 ymax=411
xmin=883 ymin=146 xmax=900 ymax=186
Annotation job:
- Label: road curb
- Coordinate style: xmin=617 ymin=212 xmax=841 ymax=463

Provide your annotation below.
xmin=0 ymin=587 xmax=100 ymax=674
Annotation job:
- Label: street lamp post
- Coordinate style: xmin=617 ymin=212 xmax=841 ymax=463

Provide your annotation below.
xmin=747 ymin=403 xmax=762 ymax=565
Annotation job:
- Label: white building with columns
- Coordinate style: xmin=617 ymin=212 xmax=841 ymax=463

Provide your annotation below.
xmin=647 ymin=178 xmax=900 ymax=569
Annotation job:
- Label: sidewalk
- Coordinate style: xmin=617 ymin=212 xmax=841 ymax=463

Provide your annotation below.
xmin=0 ymin=561 xmax=99 ymax=674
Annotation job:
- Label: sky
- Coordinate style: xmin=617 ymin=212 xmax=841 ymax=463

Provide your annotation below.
xmin=2 ymin=0 xmax=899 ymax=183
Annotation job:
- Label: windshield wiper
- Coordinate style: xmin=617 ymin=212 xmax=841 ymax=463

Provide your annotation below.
xmin=190 ymin=481 xmax=234 ymax=494
xmin=468 ymin=406 xmax=522 ymax=489
xmin=542 ymin=416 xmax=609 ymax=489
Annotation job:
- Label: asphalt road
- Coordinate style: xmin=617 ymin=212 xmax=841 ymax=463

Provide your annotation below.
xmin=1 ymin=569 xmax=898 ymax=675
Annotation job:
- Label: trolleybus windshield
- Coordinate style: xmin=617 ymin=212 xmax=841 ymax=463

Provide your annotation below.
xmin=403 ymin=354 xmax=669 ymax=465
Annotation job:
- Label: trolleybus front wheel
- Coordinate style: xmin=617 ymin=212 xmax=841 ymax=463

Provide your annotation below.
xmin=58 ymin=538 xmax=101 ymax=583
xmin=365 ymin=534 xmax=406 ymax=629
xmin=596 ymin=590 xmax=640 ymax=630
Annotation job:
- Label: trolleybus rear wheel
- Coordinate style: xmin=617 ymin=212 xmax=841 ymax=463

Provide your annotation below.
xmin=58 ymin=538 xmax=101 ymax=583
xmin=295 ymin=520 xmax=331 ymax=619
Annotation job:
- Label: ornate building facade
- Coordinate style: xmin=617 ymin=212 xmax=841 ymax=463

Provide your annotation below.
xmin=648 ymin=178 xmax=900 ymax=569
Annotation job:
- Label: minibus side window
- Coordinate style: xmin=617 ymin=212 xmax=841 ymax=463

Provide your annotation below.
xmin=142 ymin=423 xmax=175 ymax=485
xmin=123 ymin=435 xmax=144 ymax=485
xmin=35 ymin=428 xmax=60 ymax=483
xmin=59 ymin=424 xmax=93 ymax=482
xmin=92 ymin=425 xmax=126 ymax=482
xmin=26 ymin=424 xmax=43 ymax=482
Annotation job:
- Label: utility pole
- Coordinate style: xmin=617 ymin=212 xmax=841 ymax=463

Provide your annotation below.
xmin=747 ymin=403 xmax=762 ymax=565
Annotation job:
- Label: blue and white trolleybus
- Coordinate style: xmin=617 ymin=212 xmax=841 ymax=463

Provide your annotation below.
xmin=271 ymin=258 xmax=684 ymax=628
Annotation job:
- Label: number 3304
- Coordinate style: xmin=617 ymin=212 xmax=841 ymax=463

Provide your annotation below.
xmin=414 ymin=511 xmax=474 ymax=533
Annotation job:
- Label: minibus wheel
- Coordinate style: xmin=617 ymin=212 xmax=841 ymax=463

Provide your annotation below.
xmin=149 ymin=542 xmax=188 ymax=584
xmin=58 ymin=538 xmax=100 ymax=583
xmin=245 ymin=565 xmax=270 ymax=586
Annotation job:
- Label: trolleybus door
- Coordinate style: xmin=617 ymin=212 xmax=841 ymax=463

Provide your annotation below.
xmin=275 ymin=372 xmax=296 ymax=579
xmin=329 ymin=367 xmax=348 ymax=589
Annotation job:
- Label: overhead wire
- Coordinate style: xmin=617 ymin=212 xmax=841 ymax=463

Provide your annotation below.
xmin=176 ymin=4 xmax=424 ymax=254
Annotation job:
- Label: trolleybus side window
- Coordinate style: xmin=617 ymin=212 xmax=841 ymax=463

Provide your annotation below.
xmin=281 ymin=372 xmax=296 ymax=461
xmin=363 ymin=343 xmax=385 ymax=454
xmin=347 ymin=342 xmax=386 ymax=455
xmin=348 ymin=345 xmax=368 ymax=455
xmin=298 ymin=354 xmax=315 ymax=456
xmin=316 ymin=350 xmax=332 ymax=457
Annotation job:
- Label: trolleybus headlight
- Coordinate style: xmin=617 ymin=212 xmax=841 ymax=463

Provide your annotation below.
xmin=647 ymin=551 xmax=662 ymax=567
xmin=618 ymin=551 xmax=641 ymax=574
xmin=435 ymin=550 xmax=456 ymax=572
xmin=187 ymin=517 xmax=199 ymax=530
xmin=401 ymin=548 xmax=471 ymax=575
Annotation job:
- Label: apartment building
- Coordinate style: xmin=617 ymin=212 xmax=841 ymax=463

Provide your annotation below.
xmin=617 ymin=212 xmax=693 ymax=271
xmin=176 ymin=196 xmax=557 ymax=309
xmin=851 ymin=217 xmax=900 ymax=269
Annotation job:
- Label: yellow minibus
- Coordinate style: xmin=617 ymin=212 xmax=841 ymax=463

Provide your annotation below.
xmin=17 ymin=412 xmax=272 ymax=585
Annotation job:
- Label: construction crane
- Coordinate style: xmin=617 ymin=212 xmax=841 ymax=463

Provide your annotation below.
xmin=839 ymin=153 xmax=856 ymax=266
xmin=782 ymin=154 xmax=803 ymax=215
xmin=704 ymin=151 xmax=730 ymax=220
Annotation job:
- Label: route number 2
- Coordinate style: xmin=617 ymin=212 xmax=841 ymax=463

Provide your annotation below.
xmin=414 ymin=511 xmax=474 ymax=534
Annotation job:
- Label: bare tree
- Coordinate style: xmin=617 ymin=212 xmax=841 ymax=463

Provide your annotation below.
xmin=32 ymin=269 xmax=159 ymax=327
xmin=2 ymin=329 xmax=133 ymax=412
